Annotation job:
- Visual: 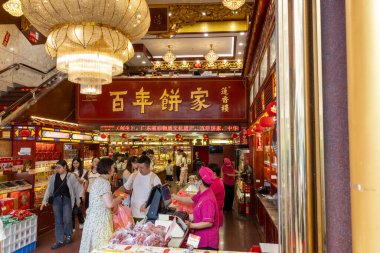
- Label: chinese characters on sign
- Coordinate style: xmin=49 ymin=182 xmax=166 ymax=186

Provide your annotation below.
xmin=110 ymin=87 xmax=211 ymax=114
xmin=221 ymin=86 xmax=230 ymax=113
xmin=100 ymin=125 xmax=241 ymax=132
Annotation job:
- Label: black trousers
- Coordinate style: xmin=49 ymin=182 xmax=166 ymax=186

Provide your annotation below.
xmin=224 ymin=184 xmax=235 ymax=211
xmin=175 ymin=166 xmax=181 ymax=181
xmin=72 ymin=198 xmax=85 ymax=227
xmin=85 ymin=192 xmax=90 ymax=210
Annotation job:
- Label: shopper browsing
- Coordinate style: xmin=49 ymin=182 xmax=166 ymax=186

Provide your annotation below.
xmin=123 ymin=156 xmax=138 ymax=184
xmin=146 ymin=149 xmax=156 ymax=172
xmin=84 ymin=157 xmax=100 ymax=210
xmin=79 ymin=158 xmax=124 ymax=253
xmin=70 ymin=157 xmax=87 ymax=231
xmin=186 ymin=167 xmax=219 ymax=250
xmin=115 ymin=153 xmax=126 ymax=185
xmin=174 ymin=149 xmax=183 ymax=182
xmin=179 ymin=152 xmax=188 ymax=186
xmin=116 ymin=155 xmax=161 ymax=221
xmin=41 ymin=160 xmax=80 ymax=249
xmin=165 ymin=159 xmax=174 ymax=182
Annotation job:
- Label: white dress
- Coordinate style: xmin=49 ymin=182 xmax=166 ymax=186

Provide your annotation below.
xmin=0 ymin=219 xmax=6 ymax=241
xmin=79 ymin=177 xmax=113 ymax=253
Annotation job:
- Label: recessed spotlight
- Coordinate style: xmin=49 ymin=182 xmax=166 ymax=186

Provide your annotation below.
xmin=223 ymin=59 xmax=227 ymax=64
xmin=196 ymin=60 xmax=200 ymax=64
xmin=202 ymin=11 xmax=206 ymax=16
xmin=237 ymin=59 xmax=242 ymax=63
xmin=142 ymin=61 xmax=146 ymax=64
xmin=238 ymin=52 xmax=242 ymax=55
xmin=168 ymin=12 xmax=172 ymax=17
xmin=136 ymin=55 xmax=141 ymax=58
xmin=240 ymin=32 xmax=245 ymax=36
xmin=204 ymin=33 xmax=208 ymax=37
xmin=182 ymin=60 xmax=187 ymax=64
xmin=170 ymin=35 xmax=174 ymax=38
xmin=239 ymin=43 xmax=244 ymax=46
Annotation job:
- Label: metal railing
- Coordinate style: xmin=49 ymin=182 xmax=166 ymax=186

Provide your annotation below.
xmin=0 ymin=72 xmax=66 ymax=126
xmin=0 ymin=63 xmax=56 ymax=78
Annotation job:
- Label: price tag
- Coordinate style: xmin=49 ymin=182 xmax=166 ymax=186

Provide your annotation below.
xmin=186 ymin=233 xmax=201 ymax=248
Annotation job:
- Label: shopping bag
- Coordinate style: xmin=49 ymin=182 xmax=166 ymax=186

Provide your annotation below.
xmin=113 ymin=204 xmax=134 ymax=231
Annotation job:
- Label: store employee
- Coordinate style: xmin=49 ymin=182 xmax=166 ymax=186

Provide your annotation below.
xmin=187 ymin=167 xmax=219 ymax=250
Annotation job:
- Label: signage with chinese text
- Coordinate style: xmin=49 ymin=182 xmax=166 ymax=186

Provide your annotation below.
xmin=77 ymin=78 xmax=246 ymax=123
xmin=100 ymin=124 xmax=241 ymax=132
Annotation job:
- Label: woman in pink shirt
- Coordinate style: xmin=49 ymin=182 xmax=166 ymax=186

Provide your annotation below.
xmin=188 ymin=167 xmax=219 ymax=250
xmin=222 ymin=158 xmax=239 ymax=211
xmin=208 ymin=163 xmax=225 ymax=227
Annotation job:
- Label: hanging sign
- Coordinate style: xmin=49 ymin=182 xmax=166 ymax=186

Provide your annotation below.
xmin=255 ymin=133 xmax=263 ymax=151
xmin=77 ymin=78 xmax=246 ymax=123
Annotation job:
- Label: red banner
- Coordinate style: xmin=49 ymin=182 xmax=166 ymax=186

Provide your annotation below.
xmin=77 ymin=78 xmax=246 ymax=123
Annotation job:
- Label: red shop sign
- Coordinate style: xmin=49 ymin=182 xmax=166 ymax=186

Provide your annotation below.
xmin=77 ymin=78 xmax=246 ymax=123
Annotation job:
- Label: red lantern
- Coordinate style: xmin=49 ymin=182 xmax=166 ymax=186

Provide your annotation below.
xmin=255 ymin=124 xmax=264 ymax=132
xmin=260 ymin=117 xmax=275 ymax=128
xmin=175 ymin=134 xmax=181 ymax=139
xmin=20 ymin=129 xmax=30 ymax=137
xmin=203 ymin=134 xmax=209 ymax=139
xmin=246 ymin=127 xmax=254 ymax=136
xmin=100 ymin=133 xmax=107 ymax=139
xmin=121 ymin=133 xmax=127 ymax=139
xmin=232 ymin=133 xmax=239 ymax=139
xmin=266 ymin=101 xmax=277 ymax=116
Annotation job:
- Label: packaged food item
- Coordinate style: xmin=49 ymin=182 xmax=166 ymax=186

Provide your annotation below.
xmin=0 ymin=198 xmax=16 ymax=215
xmin=9 ymin=190 xmax=31 ymax=210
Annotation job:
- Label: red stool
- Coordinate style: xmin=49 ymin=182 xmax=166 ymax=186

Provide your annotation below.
xmin=250 ymin=245 xmax=261 ymax=253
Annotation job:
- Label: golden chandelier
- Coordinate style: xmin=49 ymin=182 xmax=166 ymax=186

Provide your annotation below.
xmin=222 ymin=0 xmax=246 ymax=11
xmin=2 ymin=0 xmax=23 ymax=17
xmin=19 ymin=0 xmax=150 ymax=95
xmin=204 ymin=44 xmax=219 ymax=64
xmin=162 ymin=45 xmax=176 ymax=64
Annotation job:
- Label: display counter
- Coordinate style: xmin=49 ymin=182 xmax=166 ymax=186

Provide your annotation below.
xmin=254 ymin=193 xmax=278 ymax=243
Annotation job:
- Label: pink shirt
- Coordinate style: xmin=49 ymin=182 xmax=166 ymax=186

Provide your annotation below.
xmin=210 ymin=177 xmax=225 ymax=227
xmin=191 ymin=188 xmax=219 ymax=249
xmin=222 ymin=164 xmax=235 ymax=186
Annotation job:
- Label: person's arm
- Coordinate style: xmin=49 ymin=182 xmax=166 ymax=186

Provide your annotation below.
xmin=187 ymin=221 xmax=213 ymax=229
xmin=102 ymin=193 xmax=123 ymax=209
xmin=41 ymin=176 xmax=54 ymax=210
xmin=114 ymin=174 xmax=133 ymax=195
xmin=172 ymin=194 xmax=194 ymax=204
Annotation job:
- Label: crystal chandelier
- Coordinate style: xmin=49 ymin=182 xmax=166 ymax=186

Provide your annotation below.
xmin=162 ymin=45 xmax=176 ymax=64
xmin=2 ymin=0 xmax=23 ymax=17
xmin=222 ymin=0 xmax=246 ymax=11
xmin=204 ymin=44 xmax=219 ymax=64
xmin=20 ymin=0 xmax=150 ymax=94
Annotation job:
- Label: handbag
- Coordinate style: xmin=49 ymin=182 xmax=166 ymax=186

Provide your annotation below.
xmin=48 ymin=173 xmax=69 ymax=204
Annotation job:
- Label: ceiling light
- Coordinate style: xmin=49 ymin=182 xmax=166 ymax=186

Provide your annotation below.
xmin=170 ymin=35 xmax=174 ymax=38
xmin=222 ymin=0 xmax=246 ymax=11
xmin=142 ymin=61 xmax=146 ymax=64
xmin=168 ymin=12 xmax=172 ymax=17
xmin=238 ymin=52 xmax=242 ymax=55
xmin=80 ymin=84 xmax=102 ymax=95
xmin=2 ymin=0 xmax=23 ymax=17
xmin=182 ymin=60 xmax=187 ymax=64
xmin=204 ymin=44 xmax=219 ymax=64
xmin=137 ymin=55 xmax=141 ymax=58
xmin=204 ymin=33 xmax=209 ymax=37
xmin=21 ymin=0 xmax=150 ymax=95
xmin=196 ymin=60 xmax=200 ymax=64
xmin=202 ymin=11 xmax=206 ymax=16
xmin=223 ymin=59 xmax=227 ymax=64
xmin=239 ymin=43 xmax=244 ymax=46
xmin=240 ymin=32 xmax=245 ymax=36
xmin=163 ymin=45 xmax=176 ymax=64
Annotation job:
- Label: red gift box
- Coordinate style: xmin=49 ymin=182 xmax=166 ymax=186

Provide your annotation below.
xmin=0 ymin=198 xmax=16 ymax=215
xmin=10 ymin=190 xmax=31 ymax=210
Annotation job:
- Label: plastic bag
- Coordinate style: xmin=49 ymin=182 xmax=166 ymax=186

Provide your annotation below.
xmin=172 ymin=191 xmax=194 ymax=214
xmin=112 ymin=204 xmax=134 ymax=231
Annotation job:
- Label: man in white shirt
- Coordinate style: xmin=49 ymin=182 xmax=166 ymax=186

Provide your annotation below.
xmin=174 ymin=149 xmax=183 ymax=182
xmin=117 ymin=155 xmax=161 ymax=220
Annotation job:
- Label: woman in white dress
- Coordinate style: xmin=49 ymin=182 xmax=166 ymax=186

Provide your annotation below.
xmin=79 ymin=158 xmax=123 ymax=253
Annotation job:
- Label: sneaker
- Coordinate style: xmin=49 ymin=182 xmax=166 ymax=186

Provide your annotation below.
xmin=65 ymin=235 xmax=73 ymax=244
xmin=79 ymin=223 xmax=84 ymax=229
xmin=51 ymin=241 xmax=64 ymax=250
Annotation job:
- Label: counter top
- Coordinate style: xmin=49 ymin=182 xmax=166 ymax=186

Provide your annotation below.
xmin=256 ymin=194 xmax=278 ymax=230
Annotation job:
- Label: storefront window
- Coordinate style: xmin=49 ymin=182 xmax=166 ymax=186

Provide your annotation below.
xmin=270 ymin=32 xmax=276 ymax=67
xmin=260 ymin=48 xmax=268 ymax=85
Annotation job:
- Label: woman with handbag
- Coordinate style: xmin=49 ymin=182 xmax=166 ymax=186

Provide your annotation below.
xmin=70 ymin=157 xmax=87 ymax=231
xmin=41 ymin=160 xmax=80 ymax=250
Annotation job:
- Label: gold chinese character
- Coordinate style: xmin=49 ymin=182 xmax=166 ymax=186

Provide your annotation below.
xmin=221 ymin=104 xmax=229 ymax=113
xmin=110 ymin=91 xmax=128 ymax=112
xmin=160 ymin=88 xmax=182 ymax=112
xmin=221 ymin=87 xmax=229 ymax=96
xmin=222 ymin=95 xmax=229 ymax=104
xmin=132 ymin=87 xmax=153 ymax=114
xmin=190 ymin=88 xmax=211 ymax=111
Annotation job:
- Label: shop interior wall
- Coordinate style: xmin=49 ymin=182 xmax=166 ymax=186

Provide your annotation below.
xmin=321 ymin=0 xmax=352 ymax=251
xmin=18 ymin=80 xmax=76 ymax=122
xmin=208 ymin=145 xmax=236 ymax=167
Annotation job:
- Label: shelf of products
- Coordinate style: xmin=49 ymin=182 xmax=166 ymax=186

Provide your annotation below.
xmin=0 ymin=180 xmax=32 ymax=214
xmin=237 ymin=179 xmax=251 ymax=216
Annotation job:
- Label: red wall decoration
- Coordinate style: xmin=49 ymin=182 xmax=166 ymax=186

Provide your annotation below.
xmin=76 ymin=78 xmax=246 ymax=123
